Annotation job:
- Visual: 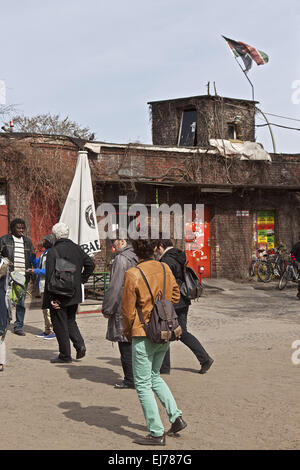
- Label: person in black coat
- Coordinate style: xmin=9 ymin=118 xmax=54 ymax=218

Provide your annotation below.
xmin=154 ymin=239 xmax=214 ymax=375
xmin=291 ymin=236 xmax=300 ymax=299
xmin=43 ymin=222 xmax=95 ymax=363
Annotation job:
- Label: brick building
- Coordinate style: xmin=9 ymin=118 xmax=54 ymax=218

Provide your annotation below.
xmin=0 ymin=94 xmax=300 ymax=279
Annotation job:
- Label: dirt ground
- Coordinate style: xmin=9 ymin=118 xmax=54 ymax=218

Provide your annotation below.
xmin=1 ymin=280 xmax=300 ymax=451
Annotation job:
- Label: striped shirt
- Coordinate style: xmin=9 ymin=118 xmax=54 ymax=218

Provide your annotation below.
xmin=12 ymin=235 xmax=25 ymax=273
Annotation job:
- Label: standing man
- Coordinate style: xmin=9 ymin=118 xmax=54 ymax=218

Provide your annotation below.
xmin=102 ymin=234 xmax=138 ymax=389
xmin=291 ymin=236 xmax=300 ymax=299
xmin=0 ymin=218 xmax=35 ymax=336
xmin=43 ymin=222 xmax=95 ymax=363
xmin=154 ymin=238 xmax=214 ymax=375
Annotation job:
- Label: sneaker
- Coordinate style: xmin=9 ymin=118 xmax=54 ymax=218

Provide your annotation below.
xmin=35 ymin=332 xmax=47 ymax=338
xmin=43 ymin=333 xmax=56 ymax=340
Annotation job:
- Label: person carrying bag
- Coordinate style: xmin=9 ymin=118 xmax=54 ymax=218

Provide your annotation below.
xmin=122 ymin=238 xmax=187 ymax=447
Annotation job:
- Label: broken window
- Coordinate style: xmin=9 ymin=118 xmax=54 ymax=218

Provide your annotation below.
xmin=178 ymin=109 xmax=197 ymax=147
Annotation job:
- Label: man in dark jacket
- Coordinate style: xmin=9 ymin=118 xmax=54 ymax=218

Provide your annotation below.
xmin=155 ymin=239 xmax=214 ymax=374
xmin=43 ymin=222 xmax=95 ymax=363
xmin=291 ymin=237 xmax=300 ymax=299
xmin=102 ymin=236 xmax=138 ymax=389
xmin=0 ymin=218 xmax=35 ymax=335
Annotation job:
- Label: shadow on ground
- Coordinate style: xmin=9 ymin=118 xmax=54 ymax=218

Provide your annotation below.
xmin=59 ymin=401 xmax=146 ymax=440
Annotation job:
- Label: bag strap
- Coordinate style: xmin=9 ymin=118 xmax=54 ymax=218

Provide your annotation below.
xmin=135 ymin=263 xmax=167 ymax=326
xmin=136 ymin=262 xmax=166 ymax=301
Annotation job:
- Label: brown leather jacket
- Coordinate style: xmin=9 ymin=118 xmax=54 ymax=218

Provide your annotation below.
xmin=121 ymin=259 xmax=180 ymax=341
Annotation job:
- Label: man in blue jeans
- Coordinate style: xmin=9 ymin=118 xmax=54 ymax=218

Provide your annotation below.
xmin=154 ymin=238 xmax=214 ymax=374
xmin=0 ymin=219 xmax=35 ymax=336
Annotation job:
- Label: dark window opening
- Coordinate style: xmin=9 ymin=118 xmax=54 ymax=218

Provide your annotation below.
xmin=228 ymin=124 xmax=237 ymax=140
xmin=178 ymin=109 xmax=197 ymax=147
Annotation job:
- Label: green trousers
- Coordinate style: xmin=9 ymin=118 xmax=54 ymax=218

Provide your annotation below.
xmin=132 ymin=337 xmax=182 ymax=437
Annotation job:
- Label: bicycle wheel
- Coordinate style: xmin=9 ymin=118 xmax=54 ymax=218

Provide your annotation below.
xmin=278 ymin=269 xmax=289 ymax=290
xmin=257 ymin=261 xmax=272 ymax=282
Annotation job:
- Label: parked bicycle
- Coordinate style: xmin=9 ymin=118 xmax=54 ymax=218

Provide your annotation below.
xmin=249 ymin=249 xmax=268 ymax=277
xmin=257 ymin=245 xmax=286 ymax=283
xmin=278 ymin=257 xmax=300 ymax=290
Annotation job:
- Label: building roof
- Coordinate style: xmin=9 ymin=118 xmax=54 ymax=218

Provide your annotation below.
xmin=147 ymin=94 xmax=259 ymax=105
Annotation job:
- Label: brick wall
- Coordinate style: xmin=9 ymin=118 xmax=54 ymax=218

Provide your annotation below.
xmin=149 ymin=95 xmax=256 ymax=147
xmin=1 ymin=134 xmax=300 ymax=279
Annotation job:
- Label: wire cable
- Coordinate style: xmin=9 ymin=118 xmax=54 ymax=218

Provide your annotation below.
xmin=255 ymin=123 xmax=300 ymax=131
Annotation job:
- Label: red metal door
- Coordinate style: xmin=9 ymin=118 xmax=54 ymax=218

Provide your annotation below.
xmin=30 ymin=193 xmax=59 ymax=254
xmin=185 ymin=205 xmax=211 ymax=278
xmin=0 ymin=205 xmax=8 ymax=237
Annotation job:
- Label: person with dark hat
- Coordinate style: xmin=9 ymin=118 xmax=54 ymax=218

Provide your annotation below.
xmin=29 ymin=234 xmax=56 ymax=339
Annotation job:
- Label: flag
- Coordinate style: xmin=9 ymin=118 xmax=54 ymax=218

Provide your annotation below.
xmin=222 ymin=36 xmax=269 ymax=72
xmin=59 ymin=150 xmax=100 ymax=256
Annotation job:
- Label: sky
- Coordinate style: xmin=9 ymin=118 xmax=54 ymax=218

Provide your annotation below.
xmin=0 ymin=0 xmax=299 ymax=153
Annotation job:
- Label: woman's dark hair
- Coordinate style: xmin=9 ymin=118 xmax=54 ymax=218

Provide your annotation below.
xmin=154 ymin=239 xmax=173 ymax=250
xmin=10 ymin=218 xmax=26 ymax=232
xmin=153 ymin=233 xmax=173 ymax=250
xmin=131 ymin=238 xmax=156 ymax=259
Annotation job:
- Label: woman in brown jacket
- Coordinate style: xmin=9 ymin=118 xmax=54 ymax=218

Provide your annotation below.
xmin=122 ymin=238 xmax=187 ymax=446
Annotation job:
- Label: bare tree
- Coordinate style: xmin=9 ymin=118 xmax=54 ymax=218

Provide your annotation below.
xmin=3 ymin=112 xmax=95 ymax=139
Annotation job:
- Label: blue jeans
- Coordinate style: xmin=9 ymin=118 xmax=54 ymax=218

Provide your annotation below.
xmin=14 ymin=286 xmax=27 ymax=331
xmin=132 ymin=337 xmax=182 ymax=437
xmin=0 ymin=277 xmax=8 ymax=335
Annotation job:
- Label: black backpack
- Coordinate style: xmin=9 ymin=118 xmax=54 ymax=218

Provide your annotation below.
xmin=180 ymin=264 xmax=203 ymax=300
xmin=48 ymin=248 xmax=76 ymax=298
xmin=136 ymin=263 xmax=182 ymax=344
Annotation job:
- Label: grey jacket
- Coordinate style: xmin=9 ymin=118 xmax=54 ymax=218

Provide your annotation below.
xmin=102 ymin=244 xmax=138 ymax=342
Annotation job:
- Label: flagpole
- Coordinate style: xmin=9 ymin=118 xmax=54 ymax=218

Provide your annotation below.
xmin=233 ymin=55 xmax=255 ymax=101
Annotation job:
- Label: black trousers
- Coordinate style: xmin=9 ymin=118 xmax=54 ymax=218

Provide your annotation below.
xmin=50 ymin=304 xmax=85 ymax=361
xmin=161 ymin=306 xmax=211 ymax=371
xmin=118 ymin=341 xmax=134 ymax=385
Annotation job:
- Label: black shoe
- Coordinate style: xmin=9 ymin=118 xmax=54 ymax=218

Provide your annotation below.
xmin=160 ymin=370 xmax=170 ymax=375
xmin=167 ymin=416 xmax=187 ymax=436
xmin=14 ymin=329 xmax=25 ymax=336
xmin=76 ymin=347 xmax=86 ymax=360
xmin=50 ymin=357 xmax=72 ymax=364
xmin=114 ymin=381 xmax=135 ymax=389
xmin=297 ymin=293 xmax=300 ymax=300
xmin=199 ymin=358 xmax=214 ymax=374
xmin=133 ymin=434 xmax=166 ymax=446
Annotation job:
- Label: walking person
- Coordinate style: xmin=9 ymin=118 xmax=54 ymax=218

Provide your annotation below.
xmin=122 ymin=238 xmax=187 ymax=446
xmin=102 ymin=235 xmax=138 ymax=389
xmin=43 ymin=222 xmax=95 ymax=363
xmin=290 ymin=236 xmax=300 ymax=300
xmin=154 ymin=238 xmax=214 ymax=374
xmin=29 ymin=234 xmax=56 ymax=339
xmin=0 ymin=218 xmax=35 ymax=336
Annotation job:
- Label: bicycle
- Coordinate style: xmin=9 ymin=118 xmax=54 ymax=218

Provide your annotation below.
xmin=249 ymin=249 xmax=268 ymax=277
xmin=257 ymin=246 xmax=286 ymax=283
xmin=278 ymin=257 xmax=300 ymax=290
